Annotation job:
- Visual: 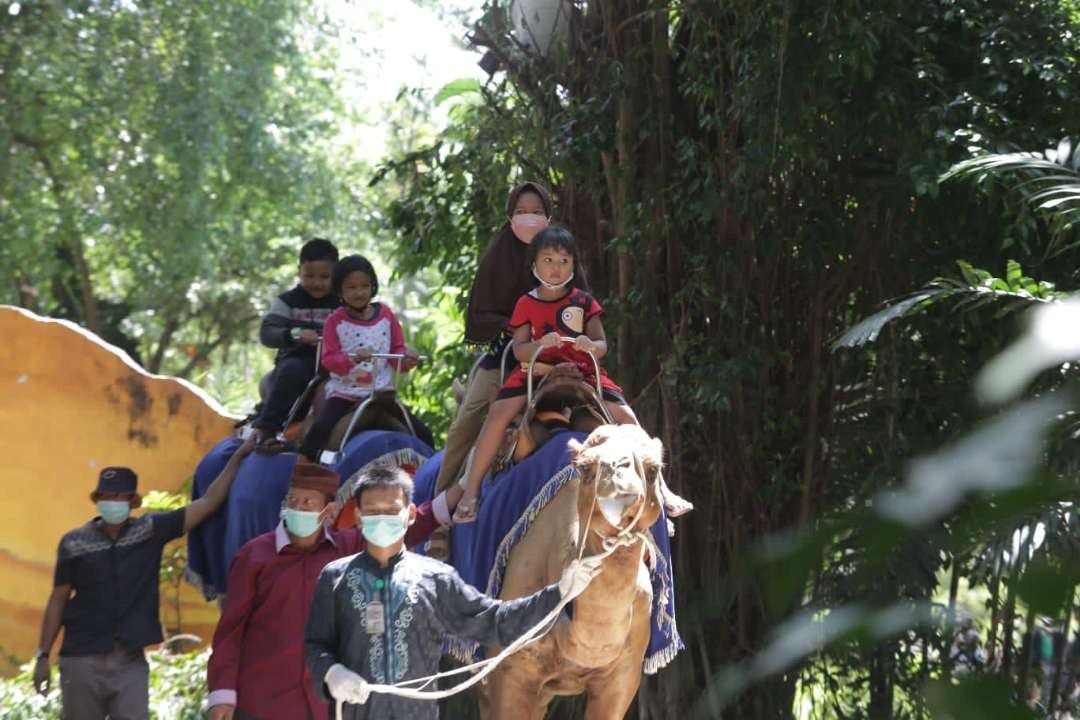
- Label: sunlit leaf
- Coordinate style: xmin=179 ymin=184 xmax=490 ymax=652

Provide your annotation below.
xmin=831 ymin=291 xmax=944 ymax=350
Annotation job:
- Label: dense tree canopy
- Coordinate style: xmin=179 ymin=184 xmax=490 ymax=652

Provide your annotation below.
xmin=376 ymin=1 xmax=1080 ymax=717
xmin=1 ymin=0 xmax=355 ymax=374
xmin=8 ymin=0 xmax=1080 ymax=717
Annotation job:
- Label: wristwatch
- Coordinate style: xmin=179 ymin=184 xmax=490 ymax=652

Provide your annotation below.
xmin=289 ymin=327 xmax=302 ymax=342
xmin=33 ymin=649 xmax=47 ymax=660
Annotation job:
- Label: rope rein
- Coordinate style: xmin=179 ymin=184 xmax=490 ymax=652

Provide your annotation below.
xmin=333 ymin=462 xmax=658 ymax=713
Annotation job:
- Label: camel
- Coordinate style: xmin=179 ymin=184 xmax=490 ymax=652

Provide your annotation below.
xmin=479 ymin=423 xmax=664 ymax=720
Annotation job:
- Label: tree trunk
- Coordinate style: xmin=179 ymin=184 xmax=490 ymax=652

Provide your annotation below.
xmin=987 ymin=549 xmax=1003 ymax=666
xmin=868 ymin=642 xmax=894 ymax=719
xmin=13 ymin=131 xmax=102 ymax=334
xmin=149 ymin=312 xmax=182 ymax=374
xmin=1016 ymin=603 xmax=1037 ymax=705
xmin=1048 ymin=591 xmax=1074 ymax=715
xmin=943 ymin=554 xmax=963 ymax=678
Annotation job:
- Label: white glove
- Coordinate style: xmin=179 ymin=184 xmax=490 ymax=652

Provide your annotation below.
xmin=558 ymin=556 xmax=604 ymax=599
xmin=325 ymin=664 xmax=371 ymax=705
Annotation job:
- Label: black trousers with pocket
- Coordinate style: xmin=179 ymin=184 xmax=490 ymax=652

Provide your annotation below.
xmin=253 ymin=353 xmax=316 ymax=431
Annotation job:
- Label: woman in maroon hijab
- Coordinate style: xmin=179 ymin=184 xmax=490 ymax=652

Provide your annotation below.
xmin=432 ymin=181 xmax=590 ymax=499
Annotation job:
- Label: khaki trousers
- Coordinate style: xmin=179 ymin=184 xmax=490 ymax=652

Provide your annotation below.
xmin=59 ymin=647 xmax=148 ymax=720
xmin=434 ymin=366 xmax=500 ymax=493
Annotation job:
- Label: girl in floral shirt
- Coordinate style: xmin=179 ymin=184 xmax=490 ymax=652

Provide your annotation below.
xmin=298 ymin=255 xmax=432 ymax=460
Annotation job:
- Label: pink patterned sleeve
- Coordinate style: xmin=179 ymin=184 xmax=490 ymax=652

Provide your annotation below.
xmin=319 ymin=312 xmax=353 ymax=376
xmin=383 ymin=306 xmax=411 ymax=374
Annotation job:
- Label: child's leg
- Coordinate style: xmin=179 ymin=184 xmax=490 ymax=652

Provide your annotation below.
xmin=435 ymin=367 xmax=500 ymax=493
xmin=298 ymin=397 xmax=354 ymax=461
xmin=253 ymin=354 xmax=316 ymax=432
xmin=453 ymin=395 xmax=527 ymax=522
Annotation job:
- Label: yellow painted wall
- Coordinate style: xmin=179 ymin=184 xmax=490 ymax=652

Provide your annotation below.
xmin=0 ymin=306 xmax=237 ymax=675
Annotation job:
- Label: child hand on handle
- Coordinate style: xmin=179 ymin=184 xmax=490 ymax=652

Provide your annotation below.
xmin=540 ymin=332 xmax=561 ymax=349
xmin=400 ymin=347 xmax=421 ymax=371
xmin=573 ymin=335 xmax=597 ymax=354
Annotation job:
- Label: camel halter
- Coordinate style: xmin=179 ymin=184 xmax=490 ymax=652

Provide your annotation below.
xmin=332 ymin=459 xmax=660 ymax=712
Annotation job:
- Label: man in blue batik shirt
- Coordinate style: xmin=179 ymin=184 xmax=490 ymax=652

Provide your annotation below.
xmin=304 ymin=465 xmax=601 ymax=719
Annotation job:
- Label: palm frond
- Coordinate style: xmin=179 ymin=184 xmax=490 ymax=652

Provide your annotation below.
xmin=832 ymin=290 xmax=945 ymax=350
xmin=833 ymin=261 xmax=1063 ymax=351
xmin=940 ymin=138 xmax=1080 ymax=232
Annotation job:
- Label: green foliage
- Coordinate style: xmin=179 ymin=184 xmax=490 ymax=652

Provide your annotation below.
xmin=941 ymin=138 xmax=1080 ymax=244
xmin=143 ymin=487 xmax=192 ymax=632
xmin=0 ymin=649 xmax=211 ymax=720
xmin=0 ymin=661 xmax=60 ymax=720
xmin=833 ymin=260 xmax=1063 ymax=350
xmin=0 ymin=0 xmax=362 ymax=376
xmin=377 ymin=1 xmax=1080 ymax=717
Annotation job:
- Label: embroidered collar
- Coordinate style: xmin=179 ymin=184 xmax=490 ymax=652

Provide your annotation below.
xmin=356 ymin=548 xmax=407 ymax=575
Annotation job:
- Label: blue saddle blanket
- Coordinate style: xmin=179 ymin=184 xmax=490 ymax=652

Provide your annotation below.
xmin=420 ymin=431 xmax=682 ymax=674
xmin=186 ymin=430 xmax=432 ymax=598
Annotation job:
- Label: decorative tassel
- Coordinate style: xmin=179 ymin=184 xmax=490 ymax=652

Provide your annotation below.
xmin=334 ymin=448 xmax=428 ymax=507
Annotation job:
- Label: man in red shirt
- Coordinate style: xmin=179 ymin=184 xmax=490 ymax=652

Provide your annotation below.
xmin=207 ymin=459 xmax=461 ymax=720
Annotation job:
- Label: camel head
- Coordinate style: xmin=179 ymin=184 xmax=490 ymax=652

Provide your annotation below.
xmin=567 ymin=424 xmax=663 ymax=536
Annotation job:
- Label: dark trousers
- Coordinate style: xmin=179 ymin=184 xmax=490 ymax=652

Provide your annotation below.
xmin=299 ymin=396 xmax=435 ymax=460
xmin=254 ymin=353 xmax=316 ymax=431
xmin=59 ymin=647 xmax=148 ymax=720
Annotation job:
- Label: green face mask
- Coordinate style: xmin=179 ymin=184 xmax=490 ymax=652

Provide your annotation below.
xmin=283 ymin=508 xmax=322 ymax=537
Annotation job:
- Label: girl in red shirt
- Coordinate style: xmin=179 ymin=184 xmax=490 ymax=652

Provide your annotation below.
xmin=454 ymin=226 xmax=692 ymax=522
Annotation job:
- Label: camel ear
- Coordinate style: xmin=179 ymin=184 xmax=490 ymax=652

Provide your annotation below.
xmin=647 ymin=437 xmax=664 ymax=466
xmin=567 ymin=437 xmax=585 ymax=461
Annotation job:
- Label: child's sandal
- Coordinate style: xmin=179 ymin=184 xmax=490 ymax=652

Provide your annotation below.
xmin=452 ymin=496 xmax=480 ymax=524
xmin=255 ymin=434 xmax=296 ymax=456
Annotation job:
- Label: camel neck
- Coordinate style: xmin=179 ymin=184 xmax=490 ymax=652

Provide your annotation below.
xmin=574 ymin=533 xmax=645 ymax=614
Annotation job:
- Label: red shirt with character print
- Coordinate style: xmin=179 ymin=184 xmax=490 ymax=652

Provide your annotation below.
xmin=498 ymin=287 xmax=623 ymax=398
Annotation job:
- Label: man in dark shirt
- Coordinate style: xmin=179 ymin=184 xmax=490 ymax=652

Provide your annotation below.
xmin=32 ymin=437 xmax=254 ymax=719
xmin=252 ymin=238 xmax=341 ymax=449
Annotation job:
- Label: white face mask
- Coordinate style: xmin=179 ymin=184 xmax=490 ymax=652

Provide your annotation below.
xmin=510 ymin=214 xmax=550 ymax=244
xmin=532 ymin=265 xmax=575 ymax=290
xmin=282 ymin=508 xmax=323 ymax=537
xmin=360 ymin=508 xmax=410 ymax=547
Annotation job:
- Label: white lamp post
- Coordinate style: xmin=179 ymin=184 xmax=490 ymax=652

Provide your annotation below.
xmin=510 ymin=0 xmax=572 ymax=56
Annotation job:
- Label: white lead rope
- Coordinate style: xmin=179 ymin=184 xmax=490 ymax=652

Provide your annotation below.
xmin=333 ymin=465 xmax=660 ymax=713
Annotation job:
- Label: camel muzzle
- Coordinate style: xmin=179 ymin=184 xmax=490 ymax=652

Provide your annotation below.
xmin=598 ymin=492 xmax=643 ymax=529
